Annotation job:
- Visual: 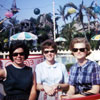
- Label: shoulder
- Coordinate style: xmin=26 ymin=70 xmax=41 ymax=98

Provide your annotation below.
xmin=35 ymin=61 xmax=45 ymax=71
xmin=69 ymin=63 xmax=77 ymax=72
xmin=25 ymin=66 xmax=32 ymax=69
xmin=55 ymin=62 xmax=67 ymax=71
xmin=87 ymin=60 xmax=99 ymax=68
xmin=70 ymin=63 xmax=77 ymax=69
xmin=5 ymin=64 xmax=14 ymax=70
xmin=36 ymin=61 xmax=45 ymax=68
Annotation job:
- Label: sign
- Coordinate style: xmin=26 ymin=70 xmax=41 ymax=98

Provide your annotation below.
xmin=0 ymin=55 xmax=44 ymax=69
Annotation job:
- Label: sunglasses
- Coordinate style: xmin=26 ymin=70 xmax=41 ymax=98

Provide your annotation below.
xmin=72 ymin=48 xmax=86 ymax=52
xmin=12 ymin=52 xmax=25 ymax=56
xmin=44 ymin=50 xmax=55 ymax=54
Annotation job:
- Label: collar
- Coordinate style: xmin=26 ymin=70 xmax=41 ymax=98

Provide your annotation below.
xmin=44 ymin=61 xmax=57 ymax=68
xmin=77 ymin=59 xmax=91 ymax=69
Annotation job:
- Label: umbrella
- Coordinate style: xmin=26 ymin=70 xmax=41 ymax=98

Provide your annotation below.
xmin=91 ymin=34 xmax=100 ymax=40
xmin=10 ymin=32 xmax=38 ymax=41
xmin=55 ymin=37 xmax=66 ymax=42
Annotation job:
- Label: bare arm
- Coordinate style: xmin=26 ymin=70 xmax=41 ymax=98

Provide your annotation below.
xmin=57 ymin=83 xmax=69 ymax=91
xmin=86 ymin=85 xmax=100 ymax=94
xmin=0 ymin=68 xmax=6 ymax=78
xmin=62 ymin=85 xmax=100 ymax=99
xmin=29 ymin=72 xmax=37 ymax=100
xmin=67 ymin=85 xmax=75 ymax=95
xmin=37 ymin=84 xmax=44 ymax=91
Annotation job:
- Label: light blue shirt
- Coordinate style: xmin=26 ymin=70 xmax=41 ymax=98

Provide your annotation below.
xmin=35 ymin=61 xmax=69 ymax=86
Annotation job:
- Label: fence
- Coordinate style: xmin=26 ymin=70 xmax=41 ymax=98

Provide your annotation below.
xmin=0 ymin=50 xmax=100 ymax=63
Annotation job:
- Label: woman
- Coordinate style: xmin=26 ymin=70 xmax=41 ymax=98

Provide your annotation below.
xmin=0 ymin=41 xmax=36 ymax=100
xmin=61 ymin=37 xmax=100 ymax=99
xmin=35 ymin=39 xmax=69 ymax=100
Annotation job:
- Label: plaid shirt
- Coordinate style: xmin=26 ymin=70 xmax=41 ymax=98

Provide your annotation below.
xmin=68 ymin=60 xmax=100 ymax=94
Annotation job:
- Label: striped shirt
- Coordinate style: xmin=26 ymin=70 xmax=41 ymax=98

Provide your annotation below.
xmin=68 ymin=59 xmax=100 ymax=94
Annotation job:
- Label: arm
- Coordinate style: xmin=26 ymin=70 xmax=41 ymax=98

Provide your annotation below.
xmin=37 ymin=83 xmax=54 ymax=96
xmin=67 ymin=85 xmax=75 ymax=95
xmin=64 ymin=85 xmax=99 ymax=99
xmin=59 ymin=64 xmax=69 ymax=91
xmin=29 ymin=72 xmax=37 ymax=100
xmin=85 ymin=85 xmax=100 ymax=94
xmin=52 ymin=83 xmax=69 ymax=91
xmin=61 ymin=85 xmax=85 ymax=99
xmin=0 ymin=68 xmax=6 ymax=78
xmin=37 ymin=83 xmax=44 ymax=91
xmin=65 ymin=85 xmax=100 ymax=99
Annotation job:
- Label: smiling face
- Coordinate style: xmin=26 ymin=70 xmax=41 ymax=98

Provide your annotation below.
xmin=72 ymin=43 xmax=87 ymax=60
xmin=43 ymin=47 xmax=56 ymax=64
xmin=12 ymin=48 xmax=25 ymax=67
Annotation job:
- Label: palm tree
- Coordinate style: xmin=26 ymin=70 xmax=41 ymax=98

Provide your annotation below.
xmin=57 ymin=5 xmax=67 ymax=24
xmin=64 ymin=1 xmax=85 ymax=31
xmin=82 ymin=1 xmax=96 ymax=32
xmin=57 ymin=5 xmax=72 ymax=25
xmin=61 ymin=21 xmax=79 ymax=49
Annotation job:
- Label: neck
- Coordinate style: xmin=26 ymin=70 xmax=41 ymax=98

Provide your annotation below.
xmin=13 ymin=62 xmax=25 ymax=68
xmin=78 ymin=58 xmax=87 ymax=66
xmin=46 ymin=60 xmax=55 ymax=65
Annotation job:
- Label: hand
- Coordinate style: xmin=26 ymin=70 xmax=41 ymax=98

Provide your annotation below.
xmin=43 ymin=85 xmax=54 ymax=96
xmin=52 ymin=84 xmax=58 ymax=90
xmin=59 ymin=94 xmax=68 ymax=100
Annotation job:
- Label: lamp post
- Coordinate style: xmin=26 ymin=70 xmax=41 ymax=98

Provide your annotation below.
xmin=52 ymin=0 xmax=56 ymax=41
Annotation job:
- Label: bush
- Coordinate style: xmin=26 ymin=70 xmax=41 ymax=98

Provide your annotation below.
xmin=65 ymin=63 xmax=74 ymax=72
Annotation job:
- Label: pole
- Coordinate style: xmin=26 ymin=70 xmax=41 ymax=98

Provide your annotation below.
xmin=52 ymin=0 xmax=56 ymax=41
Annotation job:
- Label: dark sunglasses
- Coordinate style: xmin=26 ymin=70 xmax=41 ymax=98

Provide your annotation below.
xmin=72 ymin=48 xmax=86 ymax=52
xmin=44 ymin=50 xmax=55 ymax=54
xmin=12 ymin=52 xmax=25 ymax=56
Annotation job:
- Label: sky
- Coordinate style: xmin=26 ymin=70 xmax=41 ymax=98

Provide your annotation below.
xmin=0 ymin=0 xmax=100 ymax=28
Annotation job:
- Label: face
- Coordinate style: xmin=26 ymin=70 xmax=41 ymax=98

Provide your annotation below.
xmin=43 ymin=47 xmax=56 ymax=62
xmin=72 ymin=43 xmax=87 ymax=60
xmin=12 ymin=48 xmax=25 ymax=67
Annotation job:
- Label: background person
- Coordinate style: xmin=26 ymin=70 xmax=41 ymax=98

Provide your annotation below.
xmin=0 ymin=41 xmax=37 ymax=100
xmin=61 ymin=37 xmax=100 ymax=99
xmin=35 ymin=39 xmax=69 ymax=100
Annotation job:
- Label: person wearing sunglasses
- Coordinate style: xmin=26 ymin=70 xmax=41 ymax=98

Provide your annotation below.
xmin=35 ymin=39 xmax=69 ymax=100
xmin=61 ymin=37 xmax=100 ymax=99
xmin=0 ymin=41 xmax=37 ymax=100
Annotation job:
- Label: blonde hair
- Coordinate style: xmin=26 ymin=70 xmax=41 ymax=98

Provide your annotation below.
xmin=69 ymin=37 xmax=91 ymax=56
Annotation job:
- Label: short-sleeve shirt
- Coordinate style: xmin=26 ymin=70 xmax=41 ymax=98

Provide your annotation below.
xmin=35 ymin=61 xmax=69 ymax=86
xmin=68 ymin=59 xmax=100 ymax=93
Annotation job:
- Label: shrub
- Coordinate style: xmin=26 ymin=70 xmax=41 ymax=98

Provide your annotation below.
xmin=65 ymin=63 xmax=74 ymax=72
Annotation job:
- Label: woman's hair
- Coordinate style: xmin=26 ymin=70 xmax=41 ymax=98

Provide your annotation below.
xmin=9 ymin=41 xmax=29 ymax=61
xmin=41 ymin=39 xmax=57 ymax=54
xmin=69 ymin=37 xmax=91 ymax=56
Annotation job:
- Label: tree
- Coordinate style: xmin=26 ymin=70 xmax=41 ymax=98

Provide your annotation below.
xmin=83 ymin=1 xmax=96 ymax=32
xmin=57 ymin=5 xmax=72 ymax=25
xmin=61 ymin=21 xmax=79 ymax=50
xmin=64 ymin=1 xmax=85 ymax=31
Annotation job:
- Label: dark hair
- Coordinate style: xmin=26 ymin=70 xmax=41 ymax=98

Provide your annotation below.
xmin=41 ymin=39 xmax=57 ymax=54
xmin=9 ymin=41 xmax=29 ymax=61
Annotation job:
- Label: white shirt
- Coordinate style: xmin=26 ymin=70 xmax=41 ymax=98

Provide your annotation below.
xmin=35 ymin=60 xmax=69 ymax=86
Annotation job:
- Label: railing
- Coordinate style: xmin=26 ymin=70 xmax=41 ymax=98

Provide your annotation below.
xmin=61 ymin=94 xmax=100 ymax=100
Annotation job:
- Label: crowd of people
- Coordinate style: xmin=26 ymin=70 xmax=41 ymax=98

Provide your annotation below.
xmin=0 ymin=37 xmax=100 ymax=100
